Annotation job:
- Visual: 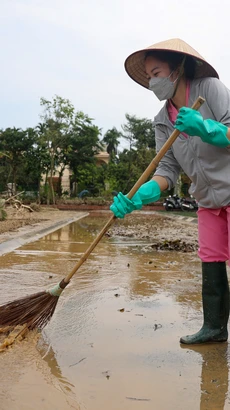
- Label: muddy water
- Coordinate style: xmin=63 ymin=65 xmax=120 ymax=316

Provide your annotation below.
xmin=0 ymin=213 xmax=230 ymax=410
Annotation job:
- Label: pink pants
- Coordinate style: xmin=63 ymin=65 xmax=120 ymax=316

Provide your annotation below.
xmin=198 ymin=207 xmax=230 ymax=263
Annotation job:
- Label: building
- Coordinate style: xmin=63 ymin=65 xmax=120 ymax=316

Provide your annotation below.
xmin=41 ymin=150 xmax=110 ymax=194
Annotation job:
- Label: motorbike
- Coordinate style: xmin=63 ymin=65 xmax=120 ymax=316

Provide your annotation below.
xmin=180 ymin=195 xmax=198 ymax=211
xmin=163 ymin=194 xmax=182 ymax=211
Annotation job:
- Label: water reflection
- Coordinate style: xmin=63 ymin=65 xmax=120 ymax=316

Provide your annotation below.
xmin=181 ymin=343 xmax=229 ymax=410
xmin=38 ymin=337 xmax=76 ymax=394
xmin=2 ymin=213 xmax=230 ymax=409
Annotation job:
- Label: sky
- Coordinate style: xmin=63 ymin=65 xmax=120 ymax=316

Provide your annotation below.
xmin=1 ymin=0 xmax=230 ymax=149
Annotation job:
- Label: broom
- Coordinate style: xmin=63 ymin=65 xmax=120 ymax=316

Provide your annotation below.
xmin=0 ymin=97 xmax=205 ymax=331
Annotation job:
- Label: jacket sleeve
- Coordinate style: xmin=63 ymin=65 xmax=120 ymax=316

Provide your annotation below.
xmin=153 ymin=124 xmax=181 ymax=190
xmin=201 ymin=77 xmax=230 ymax=126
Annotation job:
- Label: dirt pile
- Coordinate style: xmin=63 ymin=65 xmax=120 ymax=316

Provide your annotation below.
xmin=109 ymin=212 xmax=198 ymax=252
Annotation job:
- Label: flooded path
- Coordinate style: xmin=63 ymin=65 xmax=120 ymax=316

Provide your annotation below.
xmin=0 ymin=213 xmax=230 ymax=409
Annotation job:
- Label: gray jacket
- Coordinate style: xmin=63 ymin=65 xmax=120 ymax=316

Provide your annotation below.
xmin=154 ymin=77 xmax=230 ymax=208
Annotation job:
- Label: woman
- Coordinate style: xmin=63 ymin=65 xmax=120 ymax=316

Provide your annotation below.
xmin=110 ymin=38 xmax=230 ymax=344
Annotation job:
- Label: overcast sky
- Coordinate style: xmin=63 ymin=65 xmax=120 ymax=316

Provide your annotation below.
xmin=1 ymin=0 xmax=230 ymax=149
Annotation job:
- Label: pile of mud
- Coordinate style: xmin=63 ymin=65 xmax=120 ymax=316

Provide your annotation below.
xmin=109 ymin=213 xmax=198 ymax=252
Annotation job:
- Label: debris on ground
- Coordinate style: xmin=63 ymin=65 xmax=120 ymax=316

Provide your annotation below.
xmin=109 ymin=213 xmax=198 ymax=252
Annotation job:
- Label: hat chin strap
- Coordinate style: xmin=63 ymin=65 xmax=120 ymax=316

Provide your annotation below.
xmin=171 ymin=55 xmax=186 ymax=99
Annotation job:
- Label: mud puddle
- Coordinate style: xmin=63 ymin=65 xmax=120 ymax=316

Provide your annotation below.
xmin=0 ymin=213 xmax=230 ymax=410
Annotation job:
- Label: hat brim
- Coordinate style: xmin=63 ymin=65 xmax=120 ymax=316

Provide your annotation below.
xmin=125 ymin=46 xmax=219 ymax=90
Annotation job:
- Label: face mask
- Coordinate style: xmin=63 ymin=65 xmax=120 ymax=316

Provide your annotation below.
xmin=149 ymin=71 xmax=178 ymax=101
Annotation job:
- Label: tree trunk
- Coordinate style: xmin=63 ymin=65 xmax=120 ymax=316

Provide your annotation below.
xmin=49 ymin=154 xmax=56 ymax=204
xmin=13 ymin=167 xmax=17 ymax=195
xmin=44 ymin=170 xmax=50 ymax=205
xmin=57 ymin=167 xmax=64 ymax=197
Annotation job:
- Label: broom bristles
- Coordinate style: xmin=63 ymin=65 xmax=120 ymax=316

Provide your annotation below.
xmin=0 ymin=291 xmax=59 ymax=330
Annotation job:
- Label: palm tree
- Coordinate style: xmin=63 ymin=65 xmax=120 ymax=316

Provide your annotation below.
xmin=102 ymin=127 xmax=122 ymax=157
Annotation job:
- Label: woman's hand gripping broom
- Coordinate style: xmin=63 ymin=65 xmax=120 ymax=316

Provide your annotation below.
xmin=0 ymin=97 xmax=205 ymax=331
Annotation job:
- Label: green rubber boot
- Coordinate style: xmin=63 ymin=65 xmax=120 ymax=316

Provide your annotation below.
xmin=180 ymin=262 xmax=229 ymax=344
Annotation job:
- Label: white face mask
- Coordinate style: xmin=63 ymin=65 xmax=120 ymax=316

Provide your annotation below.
xmin=149 ymin=70 xmax=178 ymax=101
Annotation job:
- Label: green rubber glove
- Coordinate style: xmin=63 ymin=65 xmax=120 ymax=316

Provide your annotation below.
xmin=110 ymin=180 xmax=161 ymax=218
xmin=175 ymin=107 xmax=230 ymax=147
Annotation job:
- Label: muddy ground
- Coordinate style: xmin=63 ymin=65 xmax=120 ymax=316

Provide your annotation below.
xmin=108 ymin=211 xmax=198 ymax=252
xmin=0 ymin=207 xmax=204 ymax=410
xmin=0 ymin=206 xmax=86 ymax=243
xmin=0 ymin=206 xmax=198 ymax=250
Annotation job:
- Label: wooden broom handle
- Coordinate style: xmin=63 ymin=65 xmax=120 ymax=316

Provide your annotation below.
xmin=64 ymin=96 xmax=205 ymax=283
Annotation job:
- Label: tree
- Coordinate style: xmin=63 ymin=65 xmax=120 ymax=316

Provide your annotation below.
xmin=18 ymin=127 xmax=50 ymax=197
xmin=105 ymin=146 xmax=156 ymax=194
xmin=39 ymin=95 xmax=75 ymax=203
xmin=0 ymin=127 xmax=37 ymax=194
xmin=102 ymin=127 xmax=122 ymax=159
xmin=122 ymin=114 xmax=156 ymax=150
xmin=68 ymin=112 xmax=102 ymax=195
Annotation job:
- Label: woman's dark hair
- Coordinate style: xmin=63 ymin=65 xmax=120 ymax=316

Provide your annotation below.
xmin=145 ymin=50 xmax=196 ymax=80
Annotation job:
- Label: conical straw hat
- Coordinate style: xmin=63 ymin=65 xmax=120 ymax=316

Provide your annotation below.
xmin=125 ymin=38 xmax=218 ymax=89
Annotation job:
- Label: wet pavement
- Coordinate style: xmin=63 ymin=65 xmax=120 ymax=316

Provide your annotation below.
xmin=0 ymin=213 xmax=230 ymax=409
xmin=0 ymin=211 xmax=88 ymax=256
